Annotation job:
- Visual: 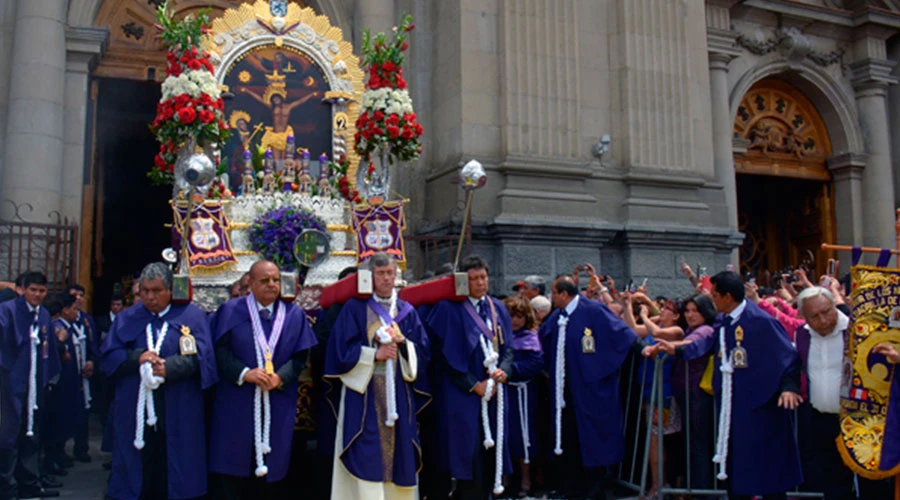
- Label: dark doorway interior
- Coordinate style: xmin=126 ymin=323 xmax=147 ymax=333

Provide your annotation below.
xmin=92 ymin=78 xmax=170 ymax=310
xmin=737 ymin=173 xmax=834 ymax=282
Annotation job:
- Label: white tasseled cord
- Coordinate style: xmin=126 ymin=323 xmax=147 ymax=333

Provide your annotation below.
xmin=72 ymin=323 xmax=92 ymax=409
xmin=554 ymin=313 xmax=568 ymax=456
xmin=712 ymin=324 xmax=734 ymax=481
xmin=134 ymin=322 xmax=167 ymax=450
xmin=513 ymin=382 xmax=531 ymax=464
xmin=478 ymin=335 xmax=505 ymax=495
xmin=251 ymin=333 xmax=272 ymax=477
xmin=25 ymin=321 xmax=40 ymax=437
xmin=374 ymin=290 xmax=400 ymax=427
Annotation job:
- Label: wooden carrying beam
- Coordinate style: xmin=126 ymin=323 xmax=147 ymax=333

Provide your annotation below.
xmin=398 ymin=273 xmax=469 ymax=307
xmin=318 ymin=270 xmax=373 ymax=309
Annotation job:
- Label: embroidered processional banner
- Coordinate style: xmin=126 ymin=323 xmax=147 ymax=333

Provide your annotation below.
xmin=172 ymin=201 xmax=238 ymax=271
xmin=350 ymin=201 xmax=407 ymax=267
xmin=839 ymin=265 xmax=900 ymax=478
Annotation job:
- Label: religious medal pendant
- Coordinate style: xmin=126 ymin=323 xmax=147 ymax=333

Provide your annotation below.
xmin=179 ymin=325 xmax=198 ymax=356
xmin=582 ymin=328 xmax=596 ymax=354
xmin=732 ymin=326 xmax=748 ymax=368
xmin=42 ymin=340 xmax=48 ymax=360
xmin=265 ymin=352 xmax=275 ymax=375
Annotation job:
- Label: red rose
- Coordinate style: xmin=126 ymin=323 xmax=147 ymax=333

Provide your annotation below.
xmin=168 ymin=64 xmax=183 ymax=77
xmin=401 ymin=42 xmax=409 ymax=51
xmin=401 ymin=127 xmax=414 ymax=140
xmin=373 ymin=110 xmax=385 ymax=121
xmin=178 ymin=107 xmax=197 ymax=124
xmin=202 ymin=59 xmax=214 ymax=73
xmin=387 ymin=125 xmax=400 ymax=138
xmin=175 ymin=94 xmax=191 ymax=109
xmin=382 ymin=61 xmax=397 ymax=73
xmin=374 ymin=127 xmax=383 ymax=136
xmin=199 ymin=94 xmax=212 ymax=106
xmin=154 ymin=154 xmax=166 ymax=168
xmin=414 ymin=123 xmax=423 ymax=135
xmin=187 ymin=60 xmax=202 ymax=70
xmin=199 ymin=110 xmax=215 ymax=123
xmin=405 ymin=23 xmax=416 ymax=32
xmin=354 ymin=132 xmax=361 ymax=143
xmin=368 ymin=75 xmax=382 ymax=88
xmin=359 ymin=111 xmax=368 ymax=122
xmin=167 ymin=163 xmax=175 ymax=173
xmin=388 ymin=113 xmax=400 ymax=125
xmin=367 ymin=164 xmax=376 ymax=175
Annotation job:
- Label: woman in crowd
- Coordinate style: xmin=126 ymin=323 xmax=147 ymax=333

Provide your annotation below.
xmin=669 ymin=294 xmax=717 ymax=496
xmin=625 ymin=295 xmax=685 ymax=498
xmin=503 ymin=296 xmax=544 ymax=498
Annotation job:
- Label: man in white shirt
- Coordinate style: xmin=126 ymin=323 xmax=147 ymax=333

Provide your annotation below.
xmin=796 ymin=286 xmax=891 ymax=499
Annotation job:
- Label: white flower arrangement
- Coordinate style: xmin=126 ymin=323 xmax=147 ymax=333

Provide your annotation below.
xmin=160 ymin=69 xmax=221 ymax=101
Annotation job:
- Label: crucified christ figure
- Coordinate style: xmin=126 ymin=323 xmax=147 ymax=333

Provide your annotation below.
xmin=240 ymin=87 xmax=321 ymax=161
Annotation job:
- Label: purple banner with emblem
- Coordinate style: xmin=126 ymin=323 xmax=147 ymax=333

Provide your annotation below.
xmin=172 ymin=201 xmax=238 ymax=270
xmin=350 ymin=201 xmax=407 ymax=267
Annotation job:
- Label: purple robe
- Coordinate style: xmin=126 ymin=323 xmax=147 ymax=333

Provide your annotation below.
xmin=100 ymin=302 xmax=217 ymax=500
xmin=425 ymin=297 xmax=514 ymax=480
xmin=43 ymin=318 xmax=89 ymax=444
xmin=208 ymin=297 xmax=317 ymax=482
xmin=0 ymin=296 xmax=60 ymax=449
xmin=323 ymin=297 xmax=430 ymax=486
xmin=507 ymin=328 xmax=543 ymax=461
xmin=538 ymin=296 xmax=637 ymax=467
xmin=681 ymin=300 xmax=802 ymax=495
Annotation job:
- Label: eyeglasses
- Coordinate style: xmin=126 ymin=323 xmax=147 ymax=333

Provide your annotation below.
xmin=257 ymin=277 xmax=281 ymax=285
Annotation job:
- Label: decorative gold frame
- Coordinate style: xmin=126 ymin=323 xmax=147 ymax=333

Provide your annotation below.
xmin=203 ymin=1 xmax=364 ymax=184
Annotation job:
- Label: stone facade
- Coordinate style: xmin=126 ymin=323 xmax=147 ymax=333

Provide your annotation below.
xmin=0 ymin=0 xmax=899 ymax=299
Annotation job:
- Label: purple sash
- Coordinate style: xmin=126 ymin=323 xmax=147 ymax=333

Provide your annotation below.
xmin=512 ymin=329 xmax=541 ymax=352
xmin=367 ymin=297 xmax=413 ymax=327
xmin=462 ymin=298 xmax=500 ymax=341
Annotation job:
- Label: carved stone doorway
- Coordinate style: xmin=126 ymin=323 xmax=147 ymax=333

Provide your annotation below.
xmin=733 ymin=78 xmax=835 ymax=281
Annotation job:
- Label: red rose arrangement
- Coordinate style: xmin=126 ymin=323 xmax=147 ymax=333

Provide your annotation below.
xmin=354 ymin=14 xmax=423 ymax=169
xmin=148 ymin=1 xmax=231 ymax=188
xmin=328 ymin=154 xmax=361 ymax=203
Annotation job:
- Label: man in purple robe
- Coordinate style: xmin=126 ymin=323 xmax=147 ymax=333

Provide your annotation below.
xmin=539 ymin=276 xmax=639 ymax=499
xmin=66 ymin=283 xmax=99 ymax=463
xmin=0 ymin=271 xmax=60 ymax=499
xmin=324 ymin=252 xmax=430 ymax=499
xmin=655 ymin=271 xmax=803 ymax=500
xmin=101 ymin=262 xmax=217 ymax=500
xmin=43 ymin=293 xmax=94 ymax=475
xmin=208 ymin=260 xmax=317 ymax=499
xmin=425 ymin=255 xmax=514 ymax=499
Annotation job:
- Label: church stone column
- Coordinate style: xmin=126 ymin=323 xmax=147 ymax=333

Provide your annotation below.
xmin=850 ymin=57 xmax=898 ymax=251
xmin=707 ymin=22 xmax=742 ymax=264
xmin=62 ymin=27 xmax=108 ymax=224
xmin=0 ymin=0 xmax=19 ymax=189
xmin=1 ymin=0 xmax=67 ymax=222
xmin=356 ymin=0 xmax=395 ymax=45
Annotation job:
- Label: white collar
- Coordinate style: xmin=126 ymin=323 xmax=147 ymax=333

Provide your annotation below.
xmin=109 ymin=310 xmax=116 ymax=322
xmin=728 ymin=299 xmax=747 ymax=324
xmin=256 ymin=300 xmax=274 ymax=313
xmin=469 ymin=296 xmax=487 ymax=307
xmin=807 ymin=308 xmax=849 ymax=338
xmin=59 ymin=318 xmax=72 ymax=329
xmin=374 ymin=293 xmax=392 ymax=303
xmin=564 ymin=294 xmax=580 ymax=316
xmin=149 ymin=304 xmax=171 ymax=318
xmin=26 ymin=302 xmax=38 ymax=314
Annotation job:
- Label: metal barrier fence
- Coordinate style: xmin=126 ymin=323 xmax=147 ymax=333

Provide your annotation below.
xmin=616 ymin=353 xmax=825 ymax=499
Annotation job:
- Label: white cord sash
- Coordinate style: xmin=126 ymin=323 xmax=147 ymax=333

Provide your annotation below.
xmin=134 ymin=322 xmax=168 ymax=449
xmin=478 ymin=335 xmax=505 ymax=495
xmin=246 ymin=296 xmax=287 ymax=477
xmin=25 ymin=313 xmax=40 ymax=437
xmin=72 ymin=323 xmax=92 ymax=409
xmin=373 ymin=291 xmax=400 ymax=427
xmin=553 ymin=313 xmax=568 ymax=455
xmin=712 ymin=324 xmax=734 ymax=480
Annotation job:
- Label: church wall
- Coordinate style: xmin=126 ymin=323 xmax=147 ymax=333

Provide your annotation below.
xmin=0 ymin=0 xmax=18 ymax=192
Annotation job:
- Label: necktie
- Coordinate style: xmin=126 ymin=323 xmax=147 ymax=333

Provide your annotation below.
xmin=477 ymin=299 xmax=489 ymax=324
xmin=560 ymin=309 xmax=568 ymax=319
xmin=259 ymin=308 xmax=271 ymax=321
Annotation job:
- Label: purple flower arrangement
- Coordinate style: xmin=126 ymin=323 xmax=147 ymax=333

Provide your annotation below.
xmin=248 ymin=206 xmax=326 ymax=271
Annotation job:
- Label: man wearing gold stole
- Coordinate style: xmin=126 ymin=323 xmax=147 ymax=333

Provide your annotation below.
xmin=324 ymin=252 xmax=430 ymax=500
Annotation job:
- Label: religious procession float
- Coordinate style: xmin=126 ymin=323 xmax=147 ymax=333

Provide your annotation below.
xmin=147 ymin=0 xmax=447 ymax=311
